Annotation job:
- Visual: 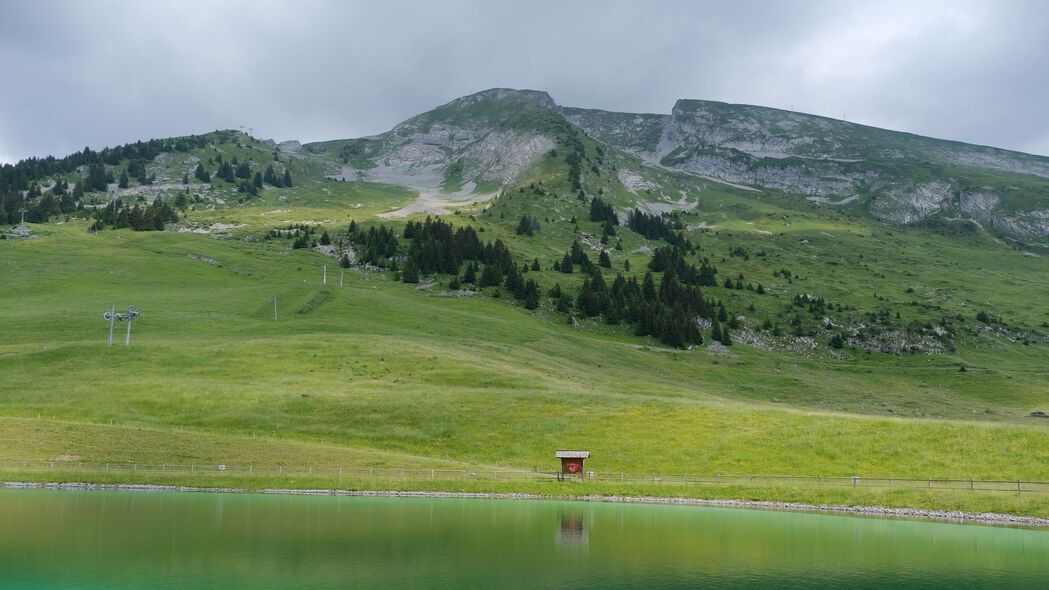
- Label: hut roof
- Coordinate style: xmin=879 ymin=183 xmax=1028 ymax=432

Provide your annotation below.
xmin=555 ymin=450 xmax=590 ymax=459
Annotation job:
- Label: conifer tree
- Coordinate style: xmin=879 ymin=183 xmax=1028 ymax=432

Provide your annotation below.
xmin=479 ymin=263 xmax=501 ymax=287
xmin=401 ymin=259 xmax=420 ymax=283
xmin=524 ymin=279 xmax=540 ymax=310
xmin=560 ymin=253 xmax=573 ymax=273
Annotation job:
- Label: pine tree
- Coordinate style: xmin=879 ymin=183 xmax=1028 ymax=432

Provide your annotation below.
xmin=319 ymin=230 xmax=331 ymax=246
xmin=516 ymin=215 xmax=535 ymax=236
xmin=401 ymin=259 xmax=420 ymax=283
xmin=531 ymin=258 xmax=541 ymax=271
xmin=463 ymin=262 xmax=477 ymax=285
xmin=720 ymin=326 xmax=732 ymax=346
xmin=282 ymin=170 xmax=293 ymax=187
xmin=642 ymin=272 xmax=657 ymax=302
xmin=599 ymin=250 xmax=612 ymax=268
xmin=194 ymin=163 xmax=210 ymax=183
xmin=560 ymin=253 xmax=573 ymax=273
xmin=524 ymin=279 xmax=539 ymax=310
xmin=829 ymin=333 xmax=844 ymax=349
xmin=118 ymin=169 xmax=130 ymax=189
xmin=479 ymin=263 xmax=501 ymax=287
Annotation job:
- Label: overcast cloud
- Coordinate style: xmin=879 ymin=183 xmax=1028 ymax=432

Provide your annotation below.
xmin=2 ymin=0 xmax=1048 ymax=164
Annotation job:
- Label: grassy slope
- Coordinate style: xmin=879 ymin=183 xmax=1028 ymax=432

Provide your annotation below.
xmin=2 ymin=211 xmax=1048 ymax=482
xmin=3 ymin=123 xmax=1049 ymax=515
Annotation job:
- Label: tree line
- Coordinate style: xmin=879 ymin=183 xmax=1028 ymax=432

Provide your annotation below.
xmin=90 ymin=199 xmax=179 ymax=231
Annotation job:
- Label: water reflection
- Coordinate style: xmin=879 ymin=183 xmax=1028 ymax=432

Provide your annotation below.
xmin=0 ymin=489 xmax=1047 ymax=589
xmin=557 ymin=511 xmax=588 ymax=546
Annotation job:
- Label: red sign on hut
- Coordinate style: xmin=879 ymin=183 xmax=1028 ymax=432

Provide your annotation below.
xmin=556 ymin=450 xmax=589 ymax=479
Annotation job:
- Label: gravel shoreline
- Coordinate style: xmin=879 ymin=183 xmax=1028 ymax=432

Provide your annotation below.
xmin=4 ymin=481 xmax=1048 ymax=529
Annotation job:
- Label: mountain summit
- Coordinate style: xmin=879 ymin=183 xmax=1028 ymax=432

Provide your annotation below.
xmin=303 ymin=88 xmax=1049 ymax=239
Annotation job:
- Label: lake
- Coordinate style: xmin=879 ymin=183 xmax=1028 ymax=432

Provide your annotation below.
xmin=1 ymin=488 xmax=1047 ymax=589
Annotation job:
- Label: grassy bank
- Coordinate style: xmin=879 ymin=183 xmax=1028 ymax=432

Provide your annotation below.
xmin=6 ymin=469 xmax=1049 ymax=521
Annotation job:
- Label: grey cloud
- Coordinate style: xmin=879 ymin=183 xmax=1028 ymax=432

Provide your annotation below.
xmin=1 ymin=0 xmax=1047 ymax=163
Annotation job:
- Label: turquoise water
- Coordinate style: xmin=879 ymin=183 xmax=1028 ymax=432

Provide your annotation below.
xmin=1 ymin=489 xmax=1047 ymax=589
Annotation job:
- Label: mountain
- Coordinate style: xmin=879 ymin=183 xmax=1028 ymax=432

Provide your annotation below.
xmin=298 ymin=89 xmax=1049 ymax=240
xmin=4 ymin=87 xmax=1049 ymax=518
xmin=562 ymin=99 xmax=1049 ymax=239
xmin=305 ymin=89 xmax=572 ymax=194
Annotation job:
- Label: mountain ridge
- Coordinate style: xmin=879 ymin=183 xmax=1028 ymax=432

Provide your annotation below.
xmin=304 ymin=88 xmax=1049 ymax=239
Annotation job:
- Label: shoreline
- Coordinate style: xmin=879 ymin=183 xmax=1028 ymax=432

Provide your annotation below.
xmin=4 ymin=481 xmax=1049 ymax=529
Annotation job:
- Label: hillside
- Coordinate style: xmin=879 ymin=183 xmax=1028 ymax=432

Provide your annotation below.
xmin=563 ymin=99 xmax=1049 ymax=240
xmin=1 ymin=88 xmax=1048 ymax=515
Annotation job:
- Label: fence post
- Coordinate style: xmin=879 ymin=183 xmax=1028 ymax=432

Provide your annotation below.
xmin=928 ymin=478 xmax=931 ymax=489
xmin=716 ymin=473 xmax=720 ymax=485
xmin=339 ymin=467 xmax=343 ymax=478
xmin=970 ymin=479 xmax=973 ymax=491
xmin=1017 ymin=480 xmax=1022 ymax=494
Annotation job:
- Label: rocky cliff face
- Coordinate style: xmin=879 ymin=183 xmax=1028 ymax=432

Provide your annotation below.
xmin=319 ymin=89 xmax=563 ymax=192
xmin=308 ymin=88 xmax=1049 ymax=240
xmin=563 ymin=98 xmax=1049 ymax=239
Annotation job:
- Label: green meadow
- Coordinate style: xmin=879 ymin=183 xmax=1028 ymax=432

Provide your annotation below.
xmin=2 ymin=163 xmax=1049 ymax=515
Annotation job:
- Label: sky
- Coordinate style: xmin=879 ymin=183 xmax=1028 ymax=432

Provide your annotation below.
xmin=2 ymin=0 xmax=1048 ymax=164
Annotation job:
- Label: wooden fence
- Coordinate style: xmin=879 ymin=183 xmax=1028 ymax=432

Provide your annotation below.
xmin=3 ymin=461 xmax=1048 ymax=494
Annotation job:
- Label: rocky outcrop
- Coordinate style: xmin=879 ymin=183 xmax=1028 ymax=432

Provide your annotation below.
xmin=869 ymin=183 xmax=953 ymax=224
xmin=310 ymin=89 xmax=1049 ymax=240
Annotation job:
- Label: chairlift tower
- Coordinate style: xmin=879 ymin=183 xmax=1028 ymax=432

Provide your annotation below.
xmin=102 ymin=305 xmax=142 ymax=346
